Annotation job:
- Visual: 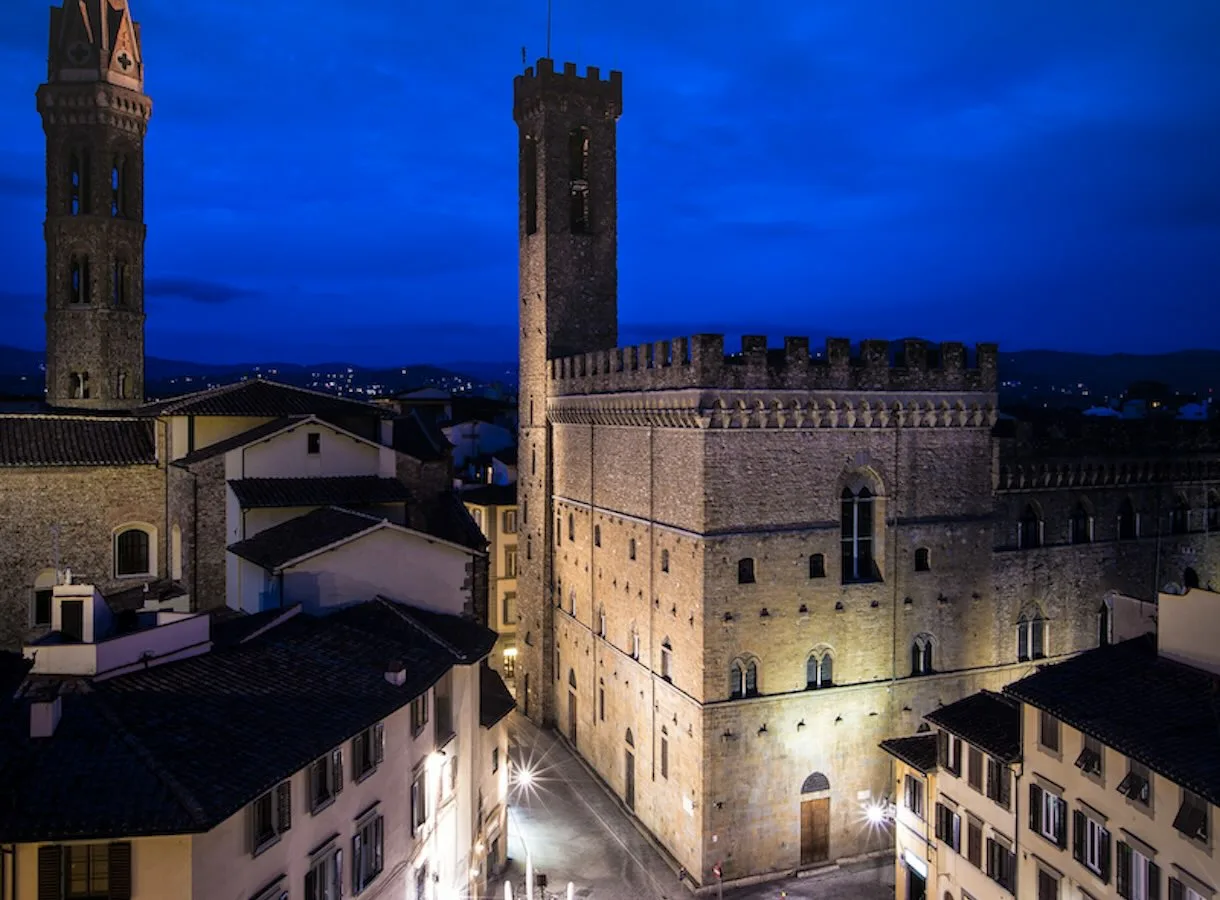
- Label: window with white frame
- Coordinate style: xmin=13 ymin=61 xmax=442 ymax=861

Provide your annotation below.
xmin=938 ymin=731 xmax=963 ymax=776
xmin=904 ymin=773 xmax=925 ymax=819
xmin=935 ymin=802 xmax=961 ymax=852
xmin=1116 ymin=840 xmax=1160 ymax=900
xmin=1170 ymin=876 xmax=1208 ymax=900
xmin=1072 ymin=809 xmax=1111 ymax=880
xmin=1117 ymin=760 xmax=1152 ymax=807
xmin=309 ymin=748 xmax=343 ymax=813
xmin=840 ymin=484 xmax=877 ymax=582
xmin=305 ymin=843 xmax=343 ymax=900
xmin=352 ymin=810 xmax=384 ymax=893
xmin=352 ymin=723 xmax=384 ymax=781
xmin=504 ymin=510 xmax=518 ymax=533
xmin=1030 ymin=783 xmax=1067 ymax=848
xmin=986 ymin=837 xmax=1016 ymax=891
xmin=504 ymin=546 xmax=518 ymax=578
xmin=410 ymin=767 xmax=428 ymax=835
xmin=502 ymin=591 xmax=517 ymax=625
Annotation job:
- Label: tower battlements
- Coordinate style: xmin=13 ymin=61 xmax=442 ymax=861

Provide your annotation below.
xmin=513 ymin=58 xmax=623 ymax=121
xmin=549 ymin=335 xmax=998 ymax=396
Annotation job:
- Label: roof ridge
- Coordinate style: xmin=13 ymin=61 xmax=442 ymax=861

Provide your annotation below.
xmin=373 ymin=597 xmax=466 ymax=660
xmin=88 ymin=691 xmax=213 ymax=829
xmin=0 ymin=413 xmax=144 ymax=423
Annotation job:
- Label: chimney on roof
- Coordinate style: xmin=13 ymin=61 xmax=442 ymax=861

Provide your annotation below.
xmin=385 ymin=660 xmax=407 ymax=687
xmin=29 ymin=688 xmax=62 ymax=739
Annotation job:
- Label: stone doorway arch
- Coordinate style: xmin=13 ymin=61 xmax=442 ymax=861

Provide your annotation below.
xmin=799 ymin=771 xmax=831 ymax=866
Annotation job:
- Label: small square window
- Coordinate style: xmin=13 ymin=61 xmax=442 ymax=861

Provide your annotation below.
xmin=352 ymin=723 xmax=385 ymax=781
xmin=1039 ymin=710 xmax=1060 ymax=753
xmin=307 ymin=432 xmax=321 ymax=454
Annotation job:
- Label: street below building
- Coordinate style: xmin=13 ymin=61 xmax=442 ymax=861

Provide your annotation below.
xmin=490 ymin=714 xmax=894 ymax=900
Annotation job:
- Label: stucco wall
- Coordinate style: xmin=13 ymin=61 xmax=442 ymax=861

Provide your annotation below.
xmin=15 ymin=835 xmax=191 ymax=899
xmin=231 ymin=422 xmax=392 ymax=480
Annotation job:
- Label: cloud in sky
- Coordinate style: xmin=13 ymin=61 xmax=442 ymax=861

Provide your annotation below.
xmin=1 ymin=0 xmax=1217 ymax=363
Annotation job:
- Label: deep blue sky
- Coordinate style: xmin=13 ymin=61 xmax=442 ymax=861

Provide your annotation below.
xmin=2 ymin=1 xmax=1218 ymax=365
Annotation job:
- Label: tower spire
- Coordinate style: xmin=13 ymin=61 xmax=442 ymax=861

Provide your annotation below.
xmin=48 ymin=0 xmax=144 ymax=89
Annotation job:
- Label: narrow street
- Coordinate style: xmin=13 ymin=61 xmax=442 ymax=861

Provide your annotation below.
xmin=491 ymin=714 xmax=895 ymax=900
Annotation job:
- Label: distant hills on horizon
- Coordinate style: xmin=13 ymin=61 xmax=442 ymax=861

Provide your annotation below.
xmin=1 ymin=344 xmax=1218 ymax=408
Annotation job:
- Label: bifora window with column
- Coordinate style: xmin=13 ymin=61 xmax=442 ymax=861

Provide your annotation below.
xmin=841 ymin=475 xmax=880 ymax=583
xmin=69 ymin=149 xmax=91 ymax=215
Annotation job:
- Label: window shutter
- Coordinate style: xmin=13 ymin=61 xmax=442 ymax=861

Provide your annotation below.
xmin=107 ymin=842 xmax=133 ymax=900
xmin=333 ymin=748 xmax=344 ymax=794
xmin=352 ymin=834 xmax=363 ymax=893
xmin=374 ymin=817 xmax=384 ymax=871
xmin=1116 ymin=842 xmax=1131 ymax=899
xmin=37 ymin=845 xmax=62 ymax=900
xmin=1169 ymin=878 xmax=1185 ymax=900
xmin=373 ymin=723 xmax=385 ymax=765
xmin=938 ymin=730 xmax=948 ymax=767
xmin=934 ymin=803 xmax=945 ymax=841
xmin=276 ymin=780 xmax=292 ymax=833
xmin=1149 ymin=862 xmax=1161 ymax=900
xmin=1100 ymin=830 xmax=1111 ymax=883
xmin=1000 ymin=767 xmax=1011 ymax=807
xmin=1072 ymin=810 xmax=1085 ymax=862
xmin=1030 ymin=783 xmax=1043 ymax=833
xmin=1056 ymin=799 xmax=1067 ymax=849
xmin=334 ymin=849 xmax=344 ymax=899
xmin=352 ymin=733 xmax=364 ymax=778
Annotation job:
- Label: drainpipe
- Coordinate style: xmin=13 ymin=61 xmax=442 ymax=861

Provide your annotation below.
xmin=1011 ymin=758 xmax=1024 ymax=897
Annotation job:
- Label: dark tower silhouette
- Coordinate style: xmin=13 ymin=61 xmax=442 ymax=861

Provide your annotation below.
xmin=513 ymin=59 xmax=622 ymax=724
xmin=38 ymin=0 xmax=151 ymax=409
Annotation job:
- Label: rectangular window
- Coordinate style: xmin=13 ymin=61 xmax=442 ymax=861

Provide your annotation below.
xmin=1072 ymin=809 xmax=1111 ymax=881
xmin=1076 ymin=734 xmax=1104 ymax=778
xmin=1030 ymin=784 xmax=1067 ymax=848
xmin=1116 ymin=841 xmax=1160 ymax=900
xmin=1038 ymin=868 xmax=1060 ymax=900
xmin=661 ymin=644 xmax=672 ymax=681
xmin=59 ymin=843 xmax=125 ymax=900
xmin=968 ymin=746 xmax=984 ymax=791
xmin=935 ymin=803 xmax=962 ymax=852
xmin=986 ymin=838 xmax=1016 ymax=891
xmin=305 ymin=845 xmax=343 ymax=900
xmin=307 ymin=432 xmax=321 ymax=454
xmin=502 ymin=591 xmax=517 ymax=625
xmin=411 ymin=693 xmax=429 ymax=737
xmin=32 ymin=588 xmax=53 ymax=627
xmin=938 ymin=731 xmax=963 ymax=776
xmin=249 ymin=780 xmax=292 ymax=854
xmin=1118 ymin=761 xmax=1152 ymax=807
xmin=492 ymin=746 xmax=500 ymax=773
xmin=351 ymin=723 xmax=385 ymax=782
xmin=309 ymin=748 xmax=344 ymax=813
xmin=411 ymin=768 xmax=428 ymax=834
xmin=661 ymin=736 xmax=669 ymax=779
xmin=352 ymin=812 xmax=385 ymax=893
xmin=1040 ymin=710 xmax=1061 ymax=753
xmin=434 ymin=673 xmax=453 ymax=744
xmin=1170 ymin=878 xmax=1208 ymax=900
xmin=505 ymin=546 xmax=519 ymax=578
xmin=987 ymin=757 xmax=1011 ymax=809
xmin=1173 ymin=790 xmax=1209 ymax=844
xmin=904 ymin=774 xmax=925 ymax=820
xmin=504 ymin=510 xmax=518 ymax=533
xmin=967 ymin=817 xmax=983 ymax=868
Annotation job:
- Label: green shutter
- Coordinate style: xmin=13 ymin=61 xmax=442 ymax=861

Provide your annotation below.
xmin=37 ymin=845 xmax=62 ymax=900
xmin=107 ymin=842 xmax=132 ymax=900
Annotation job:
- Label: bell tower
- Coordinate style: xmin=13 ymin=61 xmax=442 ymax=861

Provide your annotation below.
xmin=513 ymin=59 xmax=622 ymax=724
xmin=38 ymin=0 xmax=151 ymax=409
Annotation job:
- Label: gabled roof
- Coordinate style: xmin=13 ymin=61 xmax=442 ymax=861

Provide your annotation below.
xmin=879 ymin=734 xmax=938 ymax=774
xmin=461 ymin=484 xmax=517 ymax=507
xmin=173 ymin=416 xmax=307 ymax=466
xmin=227 ymin=507 xmax=384 ymax=570
xmin=393 ymin=411 xmax=451 ymax=462
xmin=420 ymin=493 xmax=489 ymax=552
xmin=0 ymin=415 xmax=157 ymax=467
xmin=228 ymin=476 xmax=412 ymax=509
xmin=925 ymin=690 xmax=1022 ymax=763
xmin=0 ymin=599 xmax=497 ymax=843
xmin=480 ymin=665 xmax=516 ymax=729
xmin=142 ymin=379 xmax=392 ymax=419
xmin=1005 ymin=636 xmax=1220 ymax=807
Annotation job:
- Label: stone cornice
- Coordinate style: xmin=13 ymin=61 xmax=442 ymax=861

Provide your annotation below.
xmin=548 ymin=389 xmax=998 ymax=430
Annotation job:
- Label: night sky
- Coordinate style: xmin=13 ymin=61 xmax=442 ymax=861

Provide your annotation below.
xmin=1 ymin=1 xmax=1218 ymax=365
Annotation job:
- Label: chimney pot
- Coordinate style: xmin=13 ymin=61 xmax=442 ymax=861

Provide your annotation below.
xmin=385 ymin=660 xmax=406 ymax=687
xmin=30 ymin=694 xmax=63 ymax=739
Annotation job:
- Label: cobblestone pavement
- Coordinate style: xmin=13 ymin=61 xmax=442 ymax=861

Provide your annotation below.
xmin=488 ymin=715 xmax=895 ymax=900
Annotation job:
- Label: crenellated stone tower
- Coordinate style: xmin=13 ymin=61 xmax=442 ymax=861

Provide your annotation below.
xmin=38 ymin=0 xmax=151 ymax=409
xmin=513 ymin=59 xmax=623 ymax=724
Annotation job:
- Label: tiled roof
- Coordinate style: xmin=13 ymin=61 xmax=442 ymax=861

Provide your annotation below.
xmin=142 ymin=379 xmax=393 ymax=419
xmin=926 ymin=690 xmax=1021 ymax=763
xmin=1004 ymin=636 xmax=1220 ymax=807
xmin=229 ymin=476 xmax=412 ymax=509
xmin=461 ymin=484 xmax=517 ymax=507
xmin=879 ymin=734 xmax=938 ymax=774
xmin=173 ymin=416 xmax=307 ymax=466
xmin=0 ymin=415 xmax=156 ymax=467
xmin=227 ymin=507 xmax=383 ymax=570
xmin=0 ymin=599 xmax=497 ymax=843
xmin=393 ymin=411 xmax=451 ymax=462
xmin=479 ymin=665 xmax=516 ymax=729
xmin=420 ymin=493 xmax=489 ymax=551
xmin=102 ymin=579 xmax=188 ymax=614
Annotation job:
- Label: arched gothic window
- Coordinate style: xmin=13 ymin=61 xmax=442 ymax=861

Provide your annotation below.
xmin=69 ymin=150 xmax=90 ymax=215
xmin=1118 ymin=498 xmax=1139 ymax=540
xmin=69 ymin=255 xmax=91 ymax=305
xmin=911 ymin=634 xmax=935 ymax=676
xmin=110 ymin=156 xmax=127 ymax=218
xmin=729 ymin=658 xmax=760 ymax=699
xmin=841 ymin=486 xmax=876 ymax=582
xmin=114 ymin=525 xmax=153 ymax=577
xmin=69 ymin=372 xmax=90 ymax=400
xmin=1017 ymin=611 xmax=1047 ymax=661
xmin=1171 ymin=495 xmax=1191 ymax=535
xmin=806 ymin=648 xmax=834 ymax=689
xmin=1018 ymin=504 xmax=1043 ymax=549
xmin=1070 ymin=502 xmax=1093 ymax=544
xmin=914 ymin=548 xmax=931 ymax=572
xmin=809 ymin=553 xmax=826 ymax=578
